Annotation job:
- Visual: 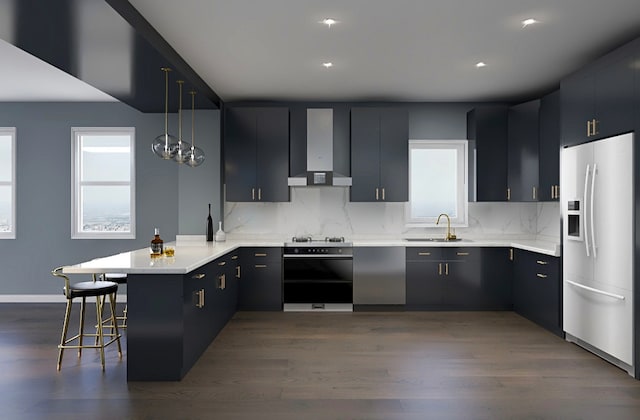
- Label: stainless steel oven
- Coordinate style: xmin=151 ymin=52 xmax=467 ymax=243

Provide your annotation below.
xmin=283 ymin=238 xmax=353 ymax=311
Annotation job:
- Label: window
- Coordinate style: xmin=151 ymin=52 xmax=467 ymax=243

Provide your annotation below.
xmin=72 ymin=127 xmax=135 ymax=239
xmin=407 ymin=140 xmax=468 ymax=226
xmin=0 ymin=128 xmax=16 ymax=239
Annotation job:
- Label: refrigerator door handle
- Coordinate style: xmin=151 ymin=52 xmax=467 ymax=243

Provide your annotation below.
xmin=583 ymin=164 xmax=591 ymax=257
xmin=590 ymin=163 xmax=597 ymax=258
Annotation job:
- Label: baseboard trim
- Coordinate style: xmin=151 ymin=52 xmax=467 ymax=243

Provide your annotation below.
xmin=0 ymin=294 xmax=127 ymax=303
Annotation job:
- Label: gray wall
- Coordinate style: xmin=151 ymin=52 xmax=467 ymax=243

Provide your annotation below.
xmin=0 ymin=102 xmax=220 ymax=295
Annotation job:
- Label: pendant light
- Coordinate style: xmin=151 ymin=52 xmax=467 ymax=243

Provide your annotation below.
xmin=185 ymin=90 xmax=205 ymax=167
xmin=173 ymin=80 xmax=192 ymax=164
xmin=151 ymin=67 xmax=179 ymax=159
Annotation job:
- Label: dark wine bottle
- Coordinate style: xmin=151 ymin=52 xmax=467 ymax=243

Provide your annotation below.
xmin=206 ymin=203 xmax=214 ymax=242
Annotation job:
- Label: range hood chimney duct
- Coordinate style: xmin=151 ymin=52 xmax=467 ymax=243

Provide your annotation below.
xmin=288 ymin=108 xmax=352 ymax=187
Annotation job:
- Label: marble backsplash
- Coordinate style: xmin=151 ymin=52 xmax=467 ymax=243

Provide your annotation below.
xmin=223 ymin=187 xmax=560 ymax=241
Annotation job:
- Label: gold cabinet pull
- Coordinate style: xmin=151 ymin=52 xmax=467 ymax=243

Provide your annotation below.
xmin=382 ymin=188 xmax=385 ymax=201
xmin=509 ymin=249 xmax=514 ymax=261
xmin=536 ymin=260 xmax=548 ymax=265
xmin=551 ymin=185 xmax=555 ymax=199
xmin=456 ymin=252 xmax=469 ymax=256
xmin=445 ymin=263 xmax=449 ymax=276
xmin=195 ymin=289 xmax=205 ymax=308
xmin=418 ymin=252 xmax=431 ymax=256
xmin=375 ymin=188 xmax=379 ymax=200
xmin=258 ymin=188 xmax=262 ymax=201
xmin=587 ymin=120 xmax=591 ymax=137
xmin=592 ymin=119 xmax=599 ymax=136
xmin=438 ymin=263 xmax=442 ymax=275
xmin=218 ymin=261 xmax=226 ymax=266
xmin=555 ymin=185 xmax=559 ymax=199
xmin=192 ymin=273 xmax=206 ymax=279
xmin=236 ymin=266 xmax=241 ymax=278
xmin=532 ymin=186 xmax=537 ymax=200
xmin=218 ymin=274 xmax=226 ymax=290
xmin=252 ymin=188 xmax=256 ymax=201
xmin=255 ymin=253 xmax=267 ymax=257
xmin=507 ymin=188 xmax=511 ymax=201
xmin=231 ymin=255 xmax=238 ymax=260
xmin=536 ymin=273 xmax=548 ymax=278
xmin=255 ymin=264 xmax=267 ymax=268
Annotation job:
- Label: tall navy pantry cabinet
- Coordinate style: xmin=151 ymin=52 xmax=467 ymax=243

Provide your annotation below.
xmin=224 ymin=107 xmax=290 ymax=202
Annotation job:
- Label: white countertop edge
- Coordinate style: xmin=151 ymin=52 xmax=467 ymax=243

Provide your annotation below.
xmin=62 ymin=236 xmax=560 ymax=275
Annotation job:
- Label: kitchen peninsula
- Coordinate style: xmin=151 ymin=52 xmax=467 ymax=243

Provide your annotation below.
xmin=63 ymin=236 xmax=559 ymax=381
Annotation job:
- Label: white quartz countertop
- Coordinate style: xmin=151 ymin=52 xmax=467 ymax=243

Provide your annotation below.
xmin=62 ymin=236 xmax=560 ymax=275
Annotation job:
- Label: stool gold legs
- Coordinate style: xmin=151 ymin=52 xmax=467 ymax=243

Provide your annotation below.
xmin=57 ymin=293 xmax=122 ymax=372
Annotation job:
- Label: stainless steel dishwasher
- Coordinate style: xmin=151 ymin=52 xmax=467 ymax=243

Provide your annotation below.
xmin=353 ymin=246 xmax=406 ymax=306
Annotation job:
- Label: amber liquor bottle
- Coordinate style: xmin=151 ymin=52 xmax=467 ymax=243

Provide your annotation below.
xmin=150 ymin=228 xmax=164 ymax=257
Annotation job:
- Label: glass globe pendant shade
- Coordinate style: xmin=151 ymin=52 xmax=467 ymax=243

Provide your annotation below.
xmin=151 ymin=132 xmax=179 ymax=159
xmin=173 ymin=139 xmax=192 ymax=164
xmin=184 ymin=145 xmax=205 ymax=167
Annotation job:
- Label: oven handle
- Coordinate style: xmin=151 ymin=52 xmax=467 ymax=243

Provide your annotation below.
xmin=283 ymin=254 xmax=353 ymax=259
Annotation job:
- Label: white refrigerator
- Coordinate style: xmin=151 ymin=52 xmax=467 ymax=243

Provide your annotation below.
xmin=561 ymin=132 xmax=634 ymax=375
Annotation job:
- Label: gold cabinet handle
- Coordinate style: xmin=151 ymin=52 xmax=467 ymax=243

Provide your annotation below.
xmin=236 ymin=266 xmax=241 ymax=278
xmin=507 ymin=188 xmax=511 ymax=201
xmin=382 ymin=188 xmax=385 ymax=201
xmin=456 ymin=252 xmax=469 ymax=256
xmin=536 ymin=273 xmax=548 ymax=278
xmin=509 ymin=248 xmax=514 ymax=261
xmin=231 ymin=255 xmax=238 ymax=260
xmin=192 ymin=273 xmax=206 ymax=279
xmin=445 ymin=262 xmax=449 ymax=276
xmin=438 ymin=263 xmax=442 ymax=275
xmin=255 ymin=264 xmax=267 ymax=268
xmin=218 ymin=274 xmax=226 ymax=290
xmin=555 ymin=185 xmax=559 ymax=199
xmin=195 ymin=289 xmax=205 ymax=308
xmin=532 ymin=186 xmax=537 ymax=200
xmin=258 ymin=188 xmax=262 ymax=201
xmin=375 ymin=188 xmax=379 ymax=200
xmin=255 ymin=253 xmax=267 ymax=257
xmin=593 ymin=119 xmax=599 ymax=136
xmin=536 ymin=260 xmax=548 ymax=265
xmin=252 ymin=188 xmax=256 ymax=201
xmin=218 ymin=261 xmax=226 ymax=266
xmin=418 ymin=252 xmax=431 ymax=256
xmin=587 ymin=120 xmax=591 ymax=137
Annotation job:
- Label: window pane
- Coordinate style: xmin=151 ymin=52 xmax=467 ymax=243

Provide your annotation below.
xmin=80 ymin=185 xmax=131 ymax=232
xmin=0 ymin=185 xmax=11 ymax=232
xmin=410 ymin=148 xmax=458 ymax=218
xmin=81 ymin=135 xmax=131 ymax=182
xmin=0 ymin=135 xmax=11 ymax=182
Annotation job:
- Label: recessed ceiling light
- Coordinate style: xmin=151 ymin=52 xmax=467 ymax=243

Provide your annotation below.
xmin=321 ymin=18 xmax=337 ymax=27
xmin=475 ymin=62 xmax=486 ymax=68
xmin=521 ymin=18 xmax=538 ymax=28
xmin=322 ymin=62 xmax=333 ymax=68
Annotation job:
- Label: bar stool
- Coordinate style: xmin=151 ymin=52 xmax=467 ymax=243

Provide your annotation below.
xmin=52 ymin=267 xmax=122 ymax=371
xmin=94 ymin=273 xmax=127 ymax=329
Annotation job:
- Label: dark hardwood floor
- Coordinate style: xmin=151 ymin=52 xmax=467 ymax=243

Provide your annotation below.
xmin=1 ymin=304 xmax=639 ymax=419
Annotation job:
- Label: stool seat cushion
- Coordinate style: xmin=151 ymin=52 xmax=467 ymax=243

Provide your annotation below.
xmin=65 ymin=281 xmax=118 ymax=299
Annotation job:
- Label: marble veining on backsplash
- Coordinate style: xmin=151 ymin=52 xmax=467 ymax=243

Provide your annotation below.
xmin=224 ymin=188 xmax=560 ymax=241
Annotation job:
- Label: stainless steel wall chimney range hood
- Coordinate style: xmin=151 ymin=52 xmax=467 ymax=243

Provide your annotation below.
xmin=287 ymin=109 xmax=352 ymax=187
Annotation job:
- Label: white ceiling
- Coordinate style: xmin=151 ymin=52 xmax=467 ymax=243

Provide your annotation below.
xmin=3 ymin=1 xmax=640 ymax=103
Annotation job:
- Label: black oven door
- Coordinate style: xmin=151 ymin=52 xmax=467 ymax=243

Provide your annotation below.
xmin=283 ymin=256 xmax=353 ymax=304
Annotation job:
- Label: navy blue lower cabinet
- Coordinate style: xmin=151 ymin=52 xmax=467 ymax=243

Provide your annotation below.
xmin=238 ymin=247 xmax=283 ymax=311
xmin=405 ymin=247 xmax=512 ymax=310
xmin=513 ymin=249 xmax=562 ymax=336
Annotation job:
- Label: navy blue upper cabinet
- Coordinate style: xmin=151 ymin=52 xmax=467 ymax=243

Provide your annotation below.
xmin=467 ymin=106 xmax=509 ymax=201
xmin=224 ymin=107 xmax=290 ymax=202
xmin=561 ymin=38 xmax=638 ymax=146
xmin=508 ymin=100 xmax=540 ymax=202
xmin=350 ymin=108 xmax=409 ymax=202
xmin=538 ymin=90 xmax=561 ymax=201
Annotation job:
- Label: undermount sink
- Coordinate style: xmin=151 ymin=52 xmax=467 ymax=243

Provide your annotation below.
xmin=404 ymin=238 xmax=468 ymax=242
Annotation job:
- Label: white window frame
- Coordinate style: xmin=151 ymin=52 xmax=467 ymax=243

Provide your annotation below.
xmin=71 ymin=127 xmax=136 ymax=239
xmin=0 ymin=127 xmax=16 ymax=239
xmin=406 ymin=139 xmax=468 ymax=227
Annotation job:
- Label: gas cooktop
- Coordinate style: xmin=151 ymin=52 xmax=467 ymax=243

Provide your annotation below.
xmin=284 ymin=236 xmax=352 ymax=247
